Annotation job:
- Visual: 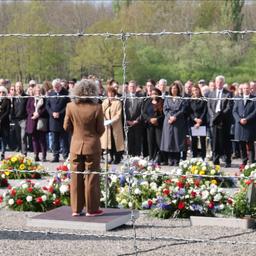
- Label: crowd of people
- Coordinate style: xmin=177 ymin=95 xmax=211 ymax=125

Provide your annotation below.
xmin=0 ymin=75 xmax=255 ymax=169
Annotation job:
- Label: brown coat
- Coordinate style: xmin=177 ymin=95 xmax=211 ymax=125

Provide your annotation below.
xmin=101 ymin=98 xmax=124 ymax=152
xmin=63 ymin=101 xmax=105 ymax=154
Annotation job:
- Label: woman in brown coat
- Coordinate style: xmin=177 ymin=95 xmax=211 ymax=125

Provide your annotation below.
xmin=101 ymin=87 xmax=124 ymax=164
xmin=63 ymin=79 xmax=105 ymax=217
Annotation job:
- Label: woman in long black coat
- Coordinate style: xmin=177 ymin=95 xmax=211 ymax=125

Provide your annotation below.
xmin=233 ymin=83 xmax=256 ymax=165
xmin=188 ymin=84 xmax=207 ymax=160
xmin=0 ymin=86 xmax=10 ymax=159
xmin=160 ymin=82 xmax=187 ymax=166
xmin=142 ymin=88 xmax=164 ymax=163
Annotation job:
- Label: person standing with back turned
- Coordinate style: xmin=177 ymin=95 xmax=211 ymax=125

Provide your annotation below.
xmin=63 ymin=79 xmax=105 ymax=217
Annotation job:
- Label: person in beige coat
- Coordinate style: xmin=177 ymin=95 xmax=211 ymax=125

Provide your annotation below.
xmin=101 ymin=87 xmax=124 ymax=164
xmin=63 ymin=79 xmax=105 ymax=217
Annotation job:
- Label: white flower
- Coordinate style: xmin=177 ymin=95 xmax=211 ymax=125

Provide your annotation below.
xmin=175 ymin=168 xmax=182 ymax=176
xmin=202 ymin=190 xmax=209 ymax=200
xmin=210 ymin=188 xmax=217 ymax=195
xmin=150 ymin=182 xmax=157 ymax=190
xmin=147 ymin=166 xmax=153 ymax=172
xmin=52 ymin=193 xmax=56 ymax=199
xmin=128 ymin=202 xmax=133 ymax=208
xmin=1 ymin=174 xmax=5 ymax=179
xmin=48 ymin=178 xmax=55 ymax=186
xmin=41 ymin=195 xmax=47 ymax=201
xmin=34 ymin=183 xmax=41 ymax=188
xmin=22 ymin=183 xmax=28 ymax=189
xmin=26 ymin=196 xmax=33 ymax=202
xmin=185 ymin=195 xmax=189 ymax=199
xmin=210 ymin=169 xmax=216 ymax=175
xmin=134 ymin=188 xmax=141 ymax=195
xmin=140 ymin=181 xmax=149 ymax=187
xmin=219 ymin=204 xmax=225 ymax=210
xmin=213 ymin=193 xmax=222 ymax=202
xmin=110 ymin=175 xmax=118 ymax=183
xmin=8 ymin=199 xmax=14 ymax=205
xmin=202 ymin=166 xmax=207 ymax=171
xmin=139 ymin=159 xmax=148 ymax=167
xmin=59 ymin=184 xmax=69 ymax=194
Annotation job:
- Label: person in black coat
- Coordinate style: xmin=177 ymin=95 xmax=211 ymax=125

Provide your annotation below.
xmin=207 ymin=75 xmax=233 ymax=167
xmin=142 ymin=88 xmax=164 ymax=163
xmin=12 ymin=81 xmax=28 ymax=155
xmin=188 ymin=84 xmax=207 ymax=160
xmin=233 ymin=83 xmax=256 ymax=166
xmin=0 ymin=86 xmax=10 ymax=159
xmin=46 ymin=79 xmax=70 ymax=162
xmin=124 ymin=80 xmax=144 ymax=157
xmin=160 ymin=82 xmax=187 ymax=166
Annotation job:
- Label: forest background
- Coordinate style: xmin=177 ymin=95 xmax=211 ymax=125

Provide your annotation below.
xmin=0 ymin=0 xmax=255 ymax=85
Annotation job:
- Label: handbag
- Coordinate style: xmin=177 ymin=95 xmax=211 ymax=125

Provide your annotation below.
xmin=36 ymin=118 xmax=48 ymax=132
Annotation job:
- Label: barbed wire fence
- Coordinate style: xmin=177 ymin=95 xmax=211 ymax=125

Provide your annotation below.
xmin=0 ymin=30 xmax=255 ymax=255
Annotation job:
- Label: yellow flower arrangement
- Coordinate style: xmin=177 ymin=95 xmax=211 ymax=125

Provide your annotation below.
xmin=0 ymin=154 xmax=45 ymax=179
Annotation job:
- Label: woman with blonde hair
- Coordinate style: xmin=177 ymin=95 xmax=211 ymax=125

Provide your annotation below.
xmin=26 ymin=84 xmax=48 ymax=161
xmin=64 ymin=79 xmax=105 ymax=217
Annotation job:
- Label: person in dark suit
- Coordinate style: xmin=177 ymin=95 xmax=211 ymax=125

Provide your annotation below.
xmin=207 ymin=75 xmax=233 ymax=167
xmin=124 ymin=80 xmax=144 ymax=156
xmin=12 ymin=81 xmax=28 ymax=155
xmin=63 ymin=79 xmax=105 ymax=217
xmin=233 ymin=83 xmax=256 ymax=166
xmin=26 ymin=85 xmax=48 ymax=162
xmin=188 ymin=84 xmax=207 ymax=160
xmin=0 ymin=86 xmax=10 ymax=159
xmin=46 ymin=79 xmax=70 ymax=162
xmin=142 ymin=87 xmax=164 ymax=163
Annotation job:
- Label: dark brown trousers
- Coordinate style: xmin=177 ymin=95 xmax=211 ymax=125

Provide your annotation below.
xmin=70 ymin=153 xmax=101 ymax=214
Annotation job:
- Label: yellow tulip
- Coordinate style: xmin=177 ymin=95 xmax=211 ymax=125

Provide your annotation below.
xmin=11 ymin=157 xmax=17 ymax=163
xmin=211 ymin=179 xmax=217 ymax=185
xmin=215 ymin=165 xmax=220 ymax=172
xmin=199 ymin=170 xmax=205 ymax=175
xmin=19 ymin=164 xmax=25 ymax=170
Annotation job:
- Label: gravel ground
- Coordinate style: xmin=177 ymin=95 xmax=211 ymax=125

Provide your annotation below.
xmin=0 ymin=209 xmax=256 ymax=256
xmin=0 ymin=152 xmax=250 ymax=256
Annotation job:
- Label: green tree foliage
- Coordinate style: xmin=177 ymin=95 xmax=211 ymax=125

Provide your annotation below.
xmin=225 ymin=0 xmax=245 ymax=41
xmin=0 ymin=0 xmax=256 ymax=84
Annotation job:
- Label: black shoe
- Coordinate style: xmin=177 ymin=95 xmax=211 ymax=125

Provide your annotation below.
xmin=160 ymin=161 xmax=168 ymax=166
xmin=1 ymin=154 xmax=4 ymax=160
xmin=42 ymin=158 xmax=47 ymax=162
xmin=225 ymin=163 xmax=231 ymax=168
xmin=15 ymin=148 xmax=21 ymax=152
xmin=34 ymin=156 xmax=40 ymax=162
xmin=51 ymin=158 xmax=59 ymax=163
xmin=113 ymin=159 xmax=121 ymax=164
